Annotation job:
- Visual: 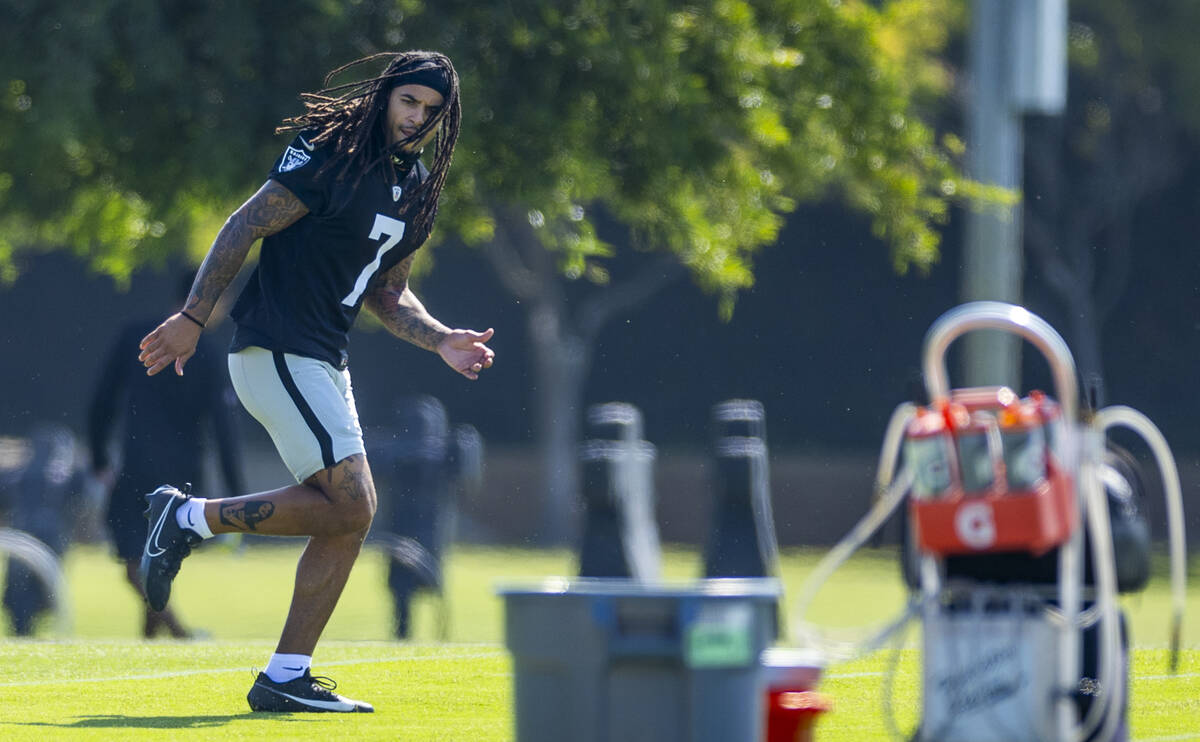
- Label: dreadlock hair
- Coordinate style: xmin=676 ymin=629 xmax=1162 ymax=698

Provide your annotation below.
xmin=276 ymin=50 xmax=462 ymax=240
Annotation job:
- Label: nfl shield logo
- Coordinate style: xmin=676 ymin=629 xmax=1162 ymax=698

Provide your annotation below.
xmin=279 ymin=146 xmax=312 ymax=173
xmin=393 ymin=185 xmax=403 ymax=202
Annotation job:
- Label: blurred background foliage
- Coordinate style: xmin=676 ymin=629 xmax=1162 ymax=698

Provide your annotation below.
xmin=0 ymin=0 xmax=1002 ymax=518
xmin=1020 ymin=0 xmax=1200 ymax=407
xmin=0 ymin=0 xmax=403 ymax=284
xmin=3 ymin=0 xmax=1200 ymax=462
xmin=0 ymin=0 xmax=976 ymax=291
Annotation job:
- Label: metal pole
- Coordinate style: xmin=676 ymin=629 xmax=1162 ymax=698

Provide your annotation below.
xmin=962 ymin=0 xmax=1024 ymax=388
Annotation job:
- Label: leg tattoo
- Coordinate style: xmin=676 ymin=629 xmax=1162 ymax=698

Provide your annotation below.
xmin=219 ymin=501 xmax=276 ymax=531
xmin=336 ymin=455 xmax=367 ymax=502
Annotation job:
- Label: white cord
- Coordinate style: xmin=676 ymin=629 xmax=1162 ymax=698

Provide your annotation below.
xmin=1093 ymin=405 xmax=1188 ymax=673
xmin=1072 ymin=428 xmax=1123 ymax=742
xmin=788 ymin=403 xmax=916 ymax=656
xmin=790 ymin=466 xmax=916 ymax=660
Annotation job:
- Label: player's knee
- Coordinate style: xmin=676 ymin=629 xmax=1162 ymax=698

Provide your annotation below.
xmin=346 ymin=489 xmax=377 ymax=532
xmin=338 ymin=497 xmax=375 ymax=534
xmin=313 ymin=489 xmax=374 ymax=535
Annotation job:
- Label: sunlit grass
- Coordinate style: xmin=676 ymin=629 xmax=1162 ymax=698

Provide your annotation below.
xmin=0 ymin=543 xmax=1196 ymax=739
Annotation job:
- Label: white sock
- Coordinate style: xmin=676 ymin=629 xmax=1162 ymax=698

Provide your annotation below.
xmin=175 ymin=498 xmax=213 ymax=539
xmin=265 ymin=653 xmax=312 ymax=683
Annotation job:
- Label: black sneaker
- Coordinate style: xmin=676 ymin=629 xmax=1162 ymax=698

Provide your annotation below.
xmin=138 ymin=485 xmax=201 ymax=611
xmin=247 ymin=671 xmax=375 ymax=713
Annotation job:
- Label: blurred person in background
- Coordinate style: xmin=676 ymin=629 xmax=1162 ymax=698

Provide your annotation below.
xmin=134 ymin=50 xmax=494 ymax=713
xmin=89 ymin=269 xmax=245 ymax=639
xmin=1 ymin=423 xmax=85 ymax=635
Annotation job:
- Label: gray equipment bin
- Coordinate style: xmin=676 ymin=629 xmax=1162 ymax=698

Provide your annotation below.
xmin=500 ymin=577 xmax=781 ymax=742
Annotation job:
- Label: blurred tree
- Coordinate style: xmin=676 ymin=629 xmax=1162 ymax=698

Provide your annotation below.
xmin=0 ymin=0 xmax=399 ymax=284
xmin=389 ymin=0 xmax=986 ymax=538
xmin=1023 ymin=0 xmax=1200 ymax=405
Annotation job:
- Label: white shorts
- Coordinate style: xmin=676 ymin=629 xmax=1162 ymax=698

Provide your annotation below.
xmin=228 ymin=347 xmax=365 ymax=482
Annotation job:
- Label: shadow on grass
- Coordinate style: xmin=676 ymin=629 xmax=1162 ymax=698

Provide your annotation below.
xmin=6 ymin=714 xmax=318 ymax=729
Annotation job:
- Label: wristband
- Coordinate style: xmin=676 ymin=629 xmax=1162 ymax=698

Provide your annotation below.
xmin=180 ymin=310 xmax=206 ymax=329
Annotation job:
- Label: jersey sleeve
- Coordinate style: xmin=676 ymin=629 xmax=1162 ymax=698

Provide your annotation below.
xmin=268 ymin=132 xmax=333 ymax=216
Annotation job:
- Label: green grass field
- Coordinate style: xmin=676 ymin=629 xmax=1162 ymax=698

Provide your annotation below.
xmin=1 ymin=542 xmax=1198 ymax=740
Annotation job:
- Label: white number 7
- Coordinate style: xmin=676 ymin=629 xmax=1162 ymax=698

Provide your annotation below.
xmin=341 ymin=213 xmax=407 ymax=306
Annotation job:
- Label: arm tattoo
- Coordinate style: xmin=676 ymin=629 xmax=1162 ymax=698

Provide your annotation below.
xmin=219 ymin=501 xmax=276 ymax=531
xmin=185 ymin=181 xmax=309 ymax=318
xmin=362 ymin=253 xmax=451 ymax=352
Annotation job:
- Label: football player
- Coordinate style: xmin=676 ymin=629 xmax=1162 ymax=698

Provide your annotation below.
xmin=135 ymin=50 xmax=494 ymax=713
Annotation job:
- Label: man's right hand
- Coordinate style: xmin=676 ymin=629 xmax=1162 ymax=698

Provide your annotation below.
xmin=138 ymin=313 xmax=203 ymax=376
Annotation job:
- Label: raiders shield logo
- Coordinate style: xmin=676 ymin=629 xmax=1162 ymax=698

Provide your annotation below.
xmin=392 ymin=185 xmax=403 ymax=202
xmin=279 ymin=146 xmax=312 ymax=173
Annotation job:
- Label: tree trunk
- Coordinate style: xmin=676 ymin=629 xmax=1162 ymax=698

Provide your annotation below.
xmin=528 ymin=302 xmax=590 ymax=545
xmin=481 ymin=212 xmax=684 ymax=545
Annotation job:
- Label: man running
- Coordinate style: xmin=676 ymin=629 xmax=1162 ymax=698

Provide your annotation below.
xmin=135 ymin=50 xmax=494 ymax=713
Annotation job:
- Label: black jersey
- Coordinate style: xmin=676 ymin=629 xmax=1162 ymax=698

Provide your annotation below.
xmin=230 ymin=132 xmax=431 ymax=368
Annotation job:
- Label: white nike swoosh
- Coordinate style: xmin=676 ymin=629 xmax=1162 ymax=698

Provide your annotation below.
xmin=297 ymin=135 xmax=313 ymax=151
xmin=144 ymin=504 xmax=173 ymax=558
xmin=261 ymin=684 xmax=356 ymax=711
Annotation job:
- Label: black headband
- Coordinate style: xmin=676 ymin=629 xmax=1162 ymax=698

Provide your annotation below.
xmin=389 ymin=64 xmax=451 ymax=99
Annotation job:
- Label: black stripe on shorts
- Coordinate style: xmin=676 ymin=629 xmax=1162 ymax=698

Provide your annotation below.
xmin=272 ymin=351 xmax=336 ymax=470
